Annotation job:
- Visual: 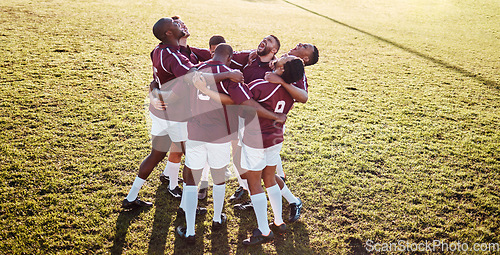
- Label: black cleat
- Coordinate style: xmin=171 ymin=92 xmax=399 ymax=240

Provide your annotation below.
xmin=289 ymin=198 xmax=303 ymax=223
xmin=168 ymin=186 xmax=182 ymax=199
xmin=242 ymin=229 xmax=274 ymax=245
xmin=121 ymin=198 xmax=153 ymax=210
xmin=269 ymin=222 xmax=287 ymax=234
xmin=229 ymin=186 xmax=247 ymax=202
xmin=176 ymin=226 xmax=195 ymax=244
xmin=159 ymin=174 xmax=183 ymax=185
xmin=177 ymin=207 xmax=208 ymax=217
xmin=198 ymin=187 xmax=207 ymax=200
xmin=212 ymin=213 xmax=227 ymax=231
xmin=234 ymin=200 xmax=253 ymax=211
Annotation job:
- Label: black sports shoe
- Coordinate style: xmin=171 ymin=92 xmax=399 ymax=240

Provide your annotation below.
xmin=234 ymin=200 xmax=253 ymax=211
xmin=289 ymin=198 xmax=302 ymax=223
xmin=168 ymin=186 xmax=182 ymax=199
xmin=242 ymin=229 xmax=274 ymax=245
xmin=176 ymin=226 xmax=195 ymax=244
xmin=159 ymin=174 xmax=183 ymax=185
xmin=198 ymin=187 xmax=207 ymax=200
xmin=229 ymin=186 xmax=247 ymax=202
xmin=177 ymin=207 xmax=208 ymax=217
xmin=212 ymin=213 xmax=227 ymax=231
xmin=269 ymin=222 xmax=287 ymax=234
xmin=121 ymin=198 xmax=153 ymax=210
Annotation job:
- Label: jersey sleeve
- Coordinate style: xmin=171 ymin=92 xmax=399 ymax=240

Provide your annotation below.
xmin=167 ymin=52 xmax=194 ymax=78
xmin=292 ymin=74 xmax=308 ymax=92
xmin=226 ymin=82 xmax=253 ymax=105
xmin=229 ymin=51 xmax=252 ymax=71
xmin=190 ymin=47 xmax=212 ymax=62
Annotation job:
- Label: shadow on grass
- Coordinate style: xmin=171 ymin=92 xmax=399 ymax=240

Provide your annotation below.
xmin=274 ymin=221 xmax=313 ymax=254
xmin=234 ymin=209 xmax=265 ymax=255
xmin=172 ymin=197 xmax=209 ymax=254
xmin=146 ymin=184 xmax=179 ymax=254
xmin=283 ymin=0 xmax=499 ymax=89
xmin=110 ymin=204 xmax=151 ymax=255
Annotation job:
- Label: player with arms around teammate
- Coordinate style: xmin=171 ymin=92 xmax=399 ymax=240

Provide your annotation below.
xmin=122 ymin=17 xmax=242 ymax=209
xmin=240 ymin=56 xmax=305 ymax=245
xmin=169 ymin=43 xmax=286 ymax=243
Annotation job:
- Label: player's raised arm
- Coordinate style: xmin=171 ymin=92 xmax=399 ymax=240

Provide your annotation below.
xmin=264 ymin=72 xmax=308 ymax=103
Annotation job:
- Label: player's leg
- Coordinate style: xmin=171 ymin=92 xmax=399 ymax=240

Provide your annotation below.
xmin=207 ymin=141 xmax=231 ymax=230
xmin=263 ymin=143 xmax=285 ymax=232
xmin=240 ymin=143 xmax=274 ymax=245
xmin=197 ymin=163 xmax=210 ymax=200
xmin=161 ymin=143 xmax=182 ymax=187
xmin=123 ymin=134 xmax=172 ymax=209
xmin=230 ymin=140 xmax=248 ymax=202
xmin=176 ymin=139 xmax=204 ymax=242
xmin=274 ymin=159 xmax=302 ymax=223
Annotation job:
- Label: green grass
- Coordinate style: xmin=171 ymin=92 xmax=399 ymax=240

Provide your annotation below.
xmin=1 ymin=0 xmax=499 ymax=254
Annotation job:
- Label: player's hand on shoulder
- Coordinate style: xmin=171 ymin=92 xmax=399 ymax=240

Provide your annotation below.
xmin=265 ymin=72 xmax=285 ymax=85
xmin=229 ymin=70 xmax=244 ymax=83
xmin=192 ymin=71 xmax=208 ymax=91
xmin=248 ymin=50 xmax=257 ymax=62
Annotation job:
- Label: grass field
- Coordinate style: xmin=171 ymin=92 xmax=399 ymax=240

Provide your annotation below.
xmin=1 ymin=0 xmax=499 ymax=254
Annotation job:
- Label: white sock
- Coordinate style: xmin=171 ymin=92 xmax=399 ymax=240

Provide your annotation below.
xmin=179 ymin=183 xmax=187 ymax=210
xmin=126 ymin=177 xmax=146 ymax=202
xmin=250 ymin=193 xmax=271 ymax=236
xmin=184 ymin=185 xmax=198 ymax=236
xmin=266 ymin=184 xmax=284 ymax=226
xmin=276 ymin=157 xmax=285 ymax=178
xmin=281 ymin=183 xmax=299 ymax=204
xmin=163 ymin=161 xmax=181 ymax=190
xmin=212 ymin=184 xmax=226 ymax=223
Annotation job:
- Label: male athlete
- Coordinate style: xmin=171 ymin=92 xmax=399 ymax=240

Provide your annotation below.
xmin=240 ymin=55 xmax=305 ymax=245
xmin=122 ymin=17 xmax=242 ymax=210
xmin=232 ymin=42 xmax=319 ymax=224
xmin=169 ymin=43 xmax=286 ymax=243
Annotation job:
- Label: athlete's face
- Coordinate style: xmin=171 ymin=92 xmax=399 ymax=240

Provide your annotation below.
xmin=288 ymin=43 xmax=314 ymax=63
xmin=257 ymin=36 xmax=278 ymax=57
xmin=173 ymin=18 xmax=189 ymax=37
xmin=273 ymin=55 xmax=298 ymax=75
xmin=167 ymin=20 xmax=185 ymax=39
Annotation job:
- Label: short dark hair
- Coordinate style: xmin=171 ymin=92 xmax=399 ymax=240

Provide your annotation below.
xmin=306 ymin=45 xmax=319 ymax=66
xmin=214 ymin=43 xmax=233 ymax=58
xmin=209 ymin=35 xmax=226 ymax=47
xmin=171 ymin=15 xmax=180 ymax=20
xmin=281 ymin=58 xmax=304 ymax=84
xmin=270 ymin=35 xmax=280 ymax=52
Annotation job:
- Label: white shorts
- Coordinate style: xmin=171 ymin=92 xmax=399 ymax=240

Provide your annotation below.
xmin=241 ymin=143 xmax=283 ymax=171
xmin=150 ymin=113 xmax=188 ymax=142
xmin=185 ymin=139 xmax=231 ymax=170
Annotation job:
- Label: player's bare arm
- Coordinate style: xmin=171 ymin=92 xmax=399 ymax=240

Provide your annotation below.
xmin=241 ymin=99 xmax=286 ymax=123
xmin=264 ymin=72 xmax=308 ymax=103
xmin=192 ymin=72 xmax=235 ymax=105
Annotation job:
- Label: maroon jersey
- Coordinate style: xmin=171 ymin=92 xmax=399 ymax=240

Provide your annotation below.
xmin=243 ymin=79 xmax=294 ymax=148
xmin=181 ymin=46 xmax=212 ymax=63
xmin=242 ymin=56 xmax=272 ymax=84
xmin=149 ymin=43 xmax=195 ymax=122
xmin=229 ymin=51 xmax=252 ymax=71
xmin=292 ymin=74 xmax=308 ymax=93
xmin=176 ymin=60 xmax=253 ymax=143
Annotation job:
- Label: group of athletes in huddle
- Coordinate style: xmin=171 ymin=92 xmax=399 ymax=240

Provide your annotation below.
xmin=121 ymin=16 xmax=319 ymax=245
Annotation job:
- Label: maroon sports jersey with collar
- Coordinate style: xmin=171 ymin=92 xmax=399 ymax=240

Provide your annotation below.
xmin=242 ymin=79 xmax=295 ymax=148
xmin=229 ymin=51 xmax=252 ymax=71
xmin=242 ymin=56 xmax=272 ymax=84
xmin=149 ymin=43 xmax=194 ymax=122
xmin=174 ymin=60 xmax=253 ymax=143
xmin=185 ymin=46 xmax=212 ymax=63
